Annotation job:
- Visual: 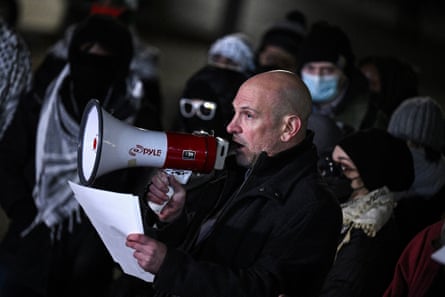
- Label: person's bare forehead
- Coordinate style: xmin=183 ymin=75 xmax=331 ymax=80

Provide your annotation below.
xmin=235 ymin=79 xmax=278 ymax=110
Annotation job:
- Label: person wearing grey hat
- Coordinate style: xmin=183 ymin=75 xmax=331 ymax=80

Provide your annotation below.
xmin=172 ymin=32 xmax=254 ymax=141
xmin=388 ymin=96 xmax=444 ymax=155
xmin=320 ymin=128 xmax=415 ymax=297
xmin=387 ymin=96 xmax=445 ymax=248
xmin=208 ymin=32 xmax=255 ymax=76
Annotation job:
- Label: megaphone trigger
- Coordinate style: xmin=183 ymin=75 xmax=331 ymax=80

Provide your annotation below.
xmin=163 ymin=168 xmax=193 ymax=184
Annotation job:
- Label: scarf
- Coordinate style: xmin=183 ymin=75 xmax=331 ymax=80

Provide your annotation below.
xmin=22 ymin=65 xmax=81 ymax=241
xmin=0 ymin=21 xmax=32 ymax=140
xmin=341 ymin=187 xmax=395 ymax=238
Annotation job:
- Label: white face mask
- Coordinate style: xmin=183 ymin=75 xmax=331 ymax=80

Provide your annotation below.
xmin=302 ymin=72 xmax=340 ymax=102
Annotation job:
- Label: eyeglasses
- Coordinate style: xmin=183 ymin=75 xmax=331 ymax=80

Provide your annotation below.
xmin=179 ymin=98 xmax=217 ymax=120
xmin=319 ymin=155 xmax=357 ymax=177
xmin=319 ymin=155 xmax=342 ymax=177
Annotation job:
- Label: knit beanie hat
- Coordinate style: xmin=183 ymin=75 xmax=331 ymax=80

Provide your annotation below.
xmin=387 ymin=96 xmax=445 ymax=152
xmin=257 ymin=10 xmax=307 ymax=60
xmin=298 ymin=21 xmax=355 ymax=76
xmin=182 ymin=76 xmax=219 ymax=103
xmin=208 ymin=33 xmax=255 ymax=74
xmin=338 ymin=128 xmax=414 ymax=192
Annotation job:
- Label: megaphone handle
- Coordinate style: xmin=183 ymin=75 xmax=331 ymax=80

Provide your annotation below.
xmin=148 ymin=186 xmax=174 ymax=214
xmin=147 ymin=169 xmax=192 ymax=214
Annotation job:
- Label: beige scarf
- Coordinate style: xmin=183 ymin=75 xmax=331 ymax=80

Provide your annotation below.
xmin=338 ymin=187 xmax=395 ymax=252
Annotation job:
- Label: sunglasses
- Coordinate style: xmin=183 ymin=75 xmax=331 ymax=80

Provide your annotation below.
xmin=179 ymin=98 xmax=217 ymax=120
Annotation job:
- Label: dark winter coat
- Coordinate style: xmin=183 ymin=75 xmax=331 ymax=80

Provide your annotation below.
xmin=320 ymin=217 xmax=403 ymax=297
xmin=146 ymin=132 xmax=343 ymax=297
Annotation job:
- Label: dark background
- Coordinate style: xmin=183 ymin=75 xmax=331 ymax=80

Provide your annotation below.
xmin=0 ymin=0 xmax=444 ymax=236
xmin=5 ymin=0 xmax=445 ymax=129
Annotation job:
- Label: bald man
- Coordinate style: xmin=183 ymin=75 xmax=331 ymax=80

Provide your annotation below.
xmin=125 ymin=70 xmax=342 ymax=297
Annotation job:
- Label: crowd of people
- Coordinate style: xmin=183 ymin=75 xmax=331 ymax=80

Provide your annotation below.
xmin=0 ymin=2 xmax=444 ymax=297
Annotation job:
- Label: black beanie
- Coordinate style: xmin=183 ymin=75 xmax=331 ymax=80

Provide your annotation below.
xmin=68 ymin=14 xmax=133 ymax=78
xmin=183 ymin=78 xmax=218 ymax=103
xmin=338 ymin=128 xmax=414 ymax=192
xmin=298 ymin=21 xmax=355 ymax=76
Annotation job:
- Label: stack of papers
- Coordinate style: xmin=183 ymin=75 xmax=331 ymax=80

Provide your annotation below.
xmin=69 ymin=181 xmax=154 ymax=282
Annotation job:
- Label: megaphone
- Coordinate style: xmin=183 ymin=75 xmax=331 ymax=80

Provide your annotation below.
xmin=77 ymin=99 xmax=229 ymax=186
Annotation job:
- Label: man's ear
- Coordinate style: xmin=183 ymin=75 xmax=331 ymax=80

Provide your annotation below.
xmin=280 ymin=115 xmax=301 ymax=142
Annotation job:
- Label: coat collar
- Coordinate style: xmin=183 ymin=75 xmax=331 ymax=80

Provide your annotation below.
xmin=251 ymin=130 xmax=317 ymax=175
xmin=241 ymin=131 xmax=319 ymax=203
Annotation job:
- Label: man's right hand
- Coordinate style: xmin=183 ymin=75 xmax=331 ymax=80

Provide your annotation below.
xmin=145 ymin=170 xmax=186 ymax=222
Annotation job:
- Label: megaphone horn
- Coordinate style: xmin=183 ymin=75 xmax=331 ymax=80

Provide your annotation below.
xmin=77 ymin=99 xmax=229 ymax=185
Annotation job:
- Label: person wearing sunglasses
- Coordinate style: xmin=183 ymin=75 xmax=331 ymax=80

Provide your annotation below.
xmin=176 ymin=80 xmax=225 ymax=138
xmin=173 ymin=32 xmax=254 ymax=140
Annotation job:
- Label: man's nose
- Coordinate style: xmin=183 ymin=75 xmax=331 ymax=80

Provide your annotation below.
xmin=226 ymin=117 xmax=238 ymax=134
xmin=314 ymin=67 xmax=323 ymax=76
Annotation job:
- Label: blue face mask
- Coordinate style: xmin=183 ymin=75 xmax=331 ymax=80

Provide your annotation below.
xmin=302 ymin=73 xmax=340 ymax=102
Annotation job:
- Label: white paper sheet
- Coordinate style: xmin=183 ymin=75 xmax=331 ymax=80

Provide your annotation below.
xmin=68 ymin=181 xmax=154 ymax=282
xmin=431 ymin=245 xmax=445 ymax=265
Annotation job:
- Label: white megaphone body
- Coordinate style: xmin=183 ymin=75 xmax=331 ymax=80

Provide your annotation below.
xmin=77 ymin=99 xmax=229 ymax=189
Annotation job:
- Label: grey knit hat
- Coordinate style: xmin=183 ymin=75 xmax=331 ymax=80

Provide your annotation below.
xmin=387 ymin=96 xmax=445 ymax=152
xmin=208 ymin=33 xmax=255 ymax=74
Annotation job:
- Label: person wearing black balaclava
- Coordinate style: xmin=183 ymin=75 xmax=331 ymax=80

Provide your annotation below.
xmin=64 ymin=13 xmax=134 ymax=122
xmin=32 ymin=1 xmax=163 ymax=132
xmin=173 ymin=32 xmax=254 ymax=140
xmin=175 ymin=67 xmax=248 ymax=140
xmin=0 ymin=14 xmax=140 ymax=297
